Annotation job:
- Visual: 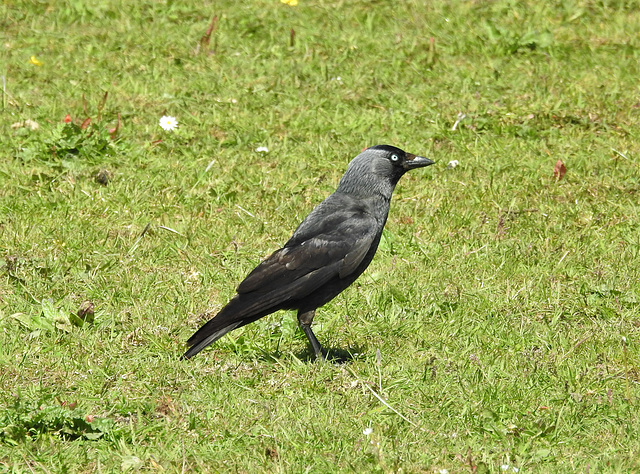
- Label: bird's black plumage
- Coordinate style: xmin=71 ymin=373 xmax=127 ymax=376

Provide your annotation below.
xmin=183 ymin=145 xmax=434 ymax=359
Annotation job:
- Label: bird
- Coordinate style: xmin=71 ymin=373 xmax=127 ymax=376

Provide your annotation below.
xmin=183 ymin=145 xmax=434 ymax=360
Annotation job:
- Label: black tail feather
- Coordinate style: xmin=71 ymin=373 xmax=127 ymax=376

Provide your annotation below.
xmin=183 ymin=295 xmax=280 ymax=359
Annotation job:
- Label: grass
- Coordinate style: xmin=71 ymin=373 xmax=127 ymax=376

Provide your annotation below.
xmin=1 ymin=0 xmax=640 ymax=471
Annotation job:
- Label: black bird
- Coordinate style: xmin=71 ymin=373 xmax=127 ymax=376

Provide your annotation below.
xmin=183 ymin=145 xmax=434 ymax=360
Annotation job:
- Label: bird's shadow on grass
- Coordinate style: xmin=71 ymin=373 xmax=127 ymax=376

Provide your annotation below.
xmin=257 ymin=346 xmax=367 ymax=365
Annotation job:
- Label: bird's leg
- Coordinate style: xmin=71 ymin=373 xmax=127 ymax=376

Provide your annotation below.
xmin=297 ymin=310 xmax=326 ymax=360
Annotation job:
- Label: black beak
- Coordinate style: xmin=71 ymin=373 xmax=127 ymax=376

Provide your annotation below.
xmin=404 ymin=154 xmax=435 ymax=170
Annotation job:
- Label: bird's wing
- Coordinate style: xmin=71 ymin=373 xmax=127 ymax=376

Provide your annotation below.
xmin=236 ymin=211 xmax=379 ymax=298
xmin=182 ymin=229 xmax=369 ymax=358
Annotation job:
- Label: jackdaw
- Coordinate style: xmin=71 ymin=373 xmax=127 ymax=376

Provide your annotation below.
xmin=183 ymin=145 xmax=434 ymax=360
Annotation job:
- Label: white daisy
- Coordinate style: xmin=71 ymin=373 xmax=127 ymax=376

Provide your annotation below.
xmin=255 ymin=146 xmax=269 ymax=153
xmin=159 ymin=115 xmax=178 ymax=131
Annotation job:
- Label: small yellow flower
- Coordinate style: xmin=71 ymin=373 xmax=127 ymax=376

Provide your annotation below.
xmin=280 ymin=0 xmax=298 ymax=5
xmin=29 ymin=55 xmax=43 ymax=66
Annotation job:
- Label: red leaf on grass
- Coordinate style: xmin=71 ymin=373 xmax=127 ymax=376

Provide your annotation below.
xmin=199 ymin=15 xmax=218 ymax=54
xmin=64 ymin=114 xmax=72 ymax=123
xmin=553 ymin=159 xmax=566 ymax=180
xmin=97 ymin=91 xmax=108 ymax=121
xmin=109 ymin=112 xmax=121 ymax=139
xmin=80 ymin=117 xmax=91 ymax=130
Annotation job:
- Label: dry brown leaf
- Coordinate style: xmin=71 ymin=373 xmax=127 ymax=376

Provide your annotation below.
xmin=553 ymin=159 xmax=567 ymax=180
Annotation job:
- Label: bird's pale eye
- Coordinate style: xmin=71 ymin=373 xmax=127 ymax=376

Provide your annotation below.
xmin=390 ymin=154 xmax=400 ymax=162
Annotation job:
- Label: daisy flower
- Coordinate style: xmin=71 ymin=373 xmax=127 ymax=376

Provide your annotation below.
xmin=255 ymin=146 xmax=269 ymax=153
xmin=159 ymin=115 xmax=178 ymax=131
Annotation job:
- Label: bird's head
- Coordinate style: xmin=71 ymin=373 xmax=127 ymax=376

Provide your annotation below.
xmin=337 ymin=145 xmax=434 ymax=199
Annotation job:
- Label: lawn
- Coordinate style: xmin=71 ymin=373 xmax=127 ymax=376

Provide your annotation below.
xmin=1 ymin=0 xmax=640 ymax=472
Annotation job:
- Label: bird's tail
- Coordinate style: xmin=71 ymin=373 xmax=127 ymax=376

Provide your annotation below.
xmin=182 ymin=295 xmax=272 ymax=359
xmin=182 ymin=320 xmax=242 ymax=359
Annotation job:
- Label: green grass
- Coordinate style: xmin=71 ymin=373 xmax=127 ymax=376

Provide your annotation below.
xmin=2 ymin=0 xmax=640 ymax=471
